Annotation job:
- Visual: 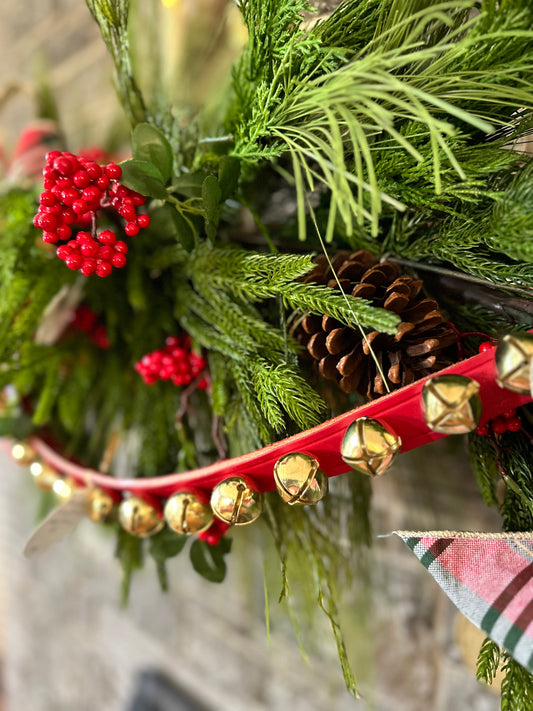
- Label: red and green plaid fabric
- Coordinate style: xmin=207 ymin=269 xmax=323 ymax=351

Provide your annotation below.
xmin=396 ymin=532 xmax=533 ymax=672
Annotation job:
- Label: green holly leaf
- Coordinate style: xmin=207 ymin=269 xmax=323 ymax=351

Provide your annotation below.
xmin=132 ymin=123 xmax=173 ymax=183
xmin=218 ymin=156 xmax=240 ymax=200
xmin=172 ymin=172 xmax=205 ymax=198
xmin=149 ymin=527 xmax=188 ymax=592
xmin=202 ymin=174 xmax=222 ymax=241
xmin=119 ymin=159 xmax=167 ymax=199
xmin=190 ymin=536 xmax=232 ymax=583
xmin=202 ymin=174 xmax=222 ymax=221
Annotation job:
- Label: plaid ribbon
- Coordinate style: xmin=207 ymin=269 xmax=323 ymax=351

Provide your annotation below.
xmin=395 ymin=531 xmax=533 ymax=672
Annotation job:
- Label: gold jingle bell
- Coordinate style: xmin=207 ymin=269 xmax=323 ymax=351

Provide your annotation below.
xmin=421 ymin=374 xmax=481 ymax=434
xmin=210 ymin=476 xmax=263 ymax=526
xmin=29 ymin=459 xmax=61 ymax=491
xmin=52 ymin=476 xmax=77 ymax=503
xmin=273 ymin=453 xmax=328 ymax=505
xmin=495 ymin=333 xmax=533 ymax=394
xmin=87 ymin=488 xmax=116 ymax=524
xmin=118 ymin=496 xmax=165 ymax=538
xmin=11 ymin=440 xmax=38 ymax=466
xmin=164 ymin=491 xmax=214 ymax=535
xmin=341 ymin=417 xmax=401 ymax=477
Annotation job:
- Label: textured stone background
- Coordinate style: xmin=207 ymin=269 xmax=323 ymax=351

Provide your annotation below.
xmin=0 ymin=2 xmax=504 ymax=709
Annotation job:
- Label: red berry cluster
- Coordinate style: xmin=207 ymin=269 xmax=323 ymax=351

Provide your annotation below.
xmin=70 ymin=304 xmax=110 ymax=349
xmin=198 ymin=518 xmax=230 ymax=546
xmin=476 ymin=408 xmax=522 ymax=437
xmin=135 ymin=335 xmax=208 ymax=388
xmin=33 ymin=151 xmax=150 ymax=277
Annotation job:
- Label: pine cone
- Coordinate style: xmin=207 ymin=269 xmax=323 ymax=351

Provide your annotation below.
xmin=295 ymin=250 xmax=458 ymax=399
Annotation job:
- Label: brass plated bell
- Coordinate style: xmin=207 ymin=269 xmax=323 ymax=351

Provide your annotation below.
xmin=52 ymin=476 xmax=77 ymax=503
xmin=495 ymin=333 xmax=533 ymax=394
xmin=164 ymin=490 xmax=214 ymax=535
xmin=11 ymin=441 xmax=38 ymax=466
xmin=273 ymin=453 xmax=328 ymax=505
xmin=421 ymin=374 xmax=481 ymax=434
xmin=210 ymin=476 xmax=262 ymax=526
xmin=341 ymin=417 xmax=401 ymax=477
xmin=29 ymin=459 xmax=61 ymax=490
xmin=87 ymin=488 xmax=116 ymax=523
xmin=118 ymin=496 xmax=164 ymax=538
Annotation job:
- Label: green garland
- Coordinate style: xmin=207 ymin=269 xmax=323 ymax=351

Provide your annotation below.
xmin=1 ymin=0 xmax=533 ymax=706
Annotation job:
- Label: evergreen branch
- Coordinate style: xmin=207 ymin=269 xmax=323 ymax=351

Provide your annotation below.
xmin=501 ymin=653 xmax=533 ymax=711
xmin=468 ymin=433 xmax=499 ymax=507
xmin=250 ymin=358 xmax=326 ymax=433
xmin=476 ymin=637 xmax=501 ymax=686
xmin=85 ymin=0 xmax=147 ymax=125
xmin=187 ymin=244 xmax=399 ymax=333
xmin=231 ymin=1 xmax=533 ymax=238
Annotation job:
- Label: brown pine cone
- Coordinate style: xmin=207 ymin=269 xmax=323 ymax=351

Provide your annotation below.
xmin=294 ymin=250 xmax=458 ymax=399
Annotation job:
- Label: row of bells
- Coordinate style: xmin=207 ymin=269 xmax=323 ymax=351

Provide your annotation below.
xmin=10 ymin=333 xmax=533 ymax=538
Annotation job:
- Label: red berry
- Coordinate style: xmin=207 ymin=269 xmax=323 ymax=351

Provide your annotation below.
xmin=56 ymin=245 xmax=71 ymax=260
xmin=91 ymin=325 xmax=110 ymax=349
xmin=61 ymin=208 xmax=77 ymax=225
xmin=81 ymin=241 xmax=99 ymax=257
xmin=506 ymin=416 xmax=522 ymax=432
xmin=71 ymin=305 xmax=98 ymax=332
xmin=66 ymin=254 xmax=84 ymax=270
xmin=44 ymin=203 xmax=63 ymax=215
xmin=96 ymin=175 xmax=110 ymax=190
xmin=125 ymin=222 xmax=139 ymax=237
xmin=82 ymin=186 xmax=103 ymax=206
xmin=131 ymin=193 xmax=146 ymax=206
xmin=38 ymin=213 xmax=58 ymax=231
xmin=56 ymin=224 xmax=72 ymax=240
xmin=43 ymin=164 xmax=59 ymax=178
xmin=61 ymin=188 xmax=79 ymax=206
xmin=85 ymin=162 xmax=102 ymax=180
xmin=98 ymin=245 xmax=115 ymax=261
xmin=111 ymin=252 xmax=127 ymax=268
xmin=42 ymin=231 xmax=59 ymax=243
xmin=81 ymin=258 xmax=97 ymax=276
xmin=72 ymin=199 xmax=89 ymax=215
xmin=491 ymin=416 xmax=508 ymax=435
xmin=45 ymin=150 xmax=61 ymax=162
xmin=96 ymin=261 xmax=113 ymax=277
xmin=114 ymin=240 xmax=128 ymax=254
xmin=56 ymin=177 xmax=73 ymax=190
xmin=98 ymin=229 xmax=116 ymax=245
xmin=40 ymin=191 xmax=57 ymax=206
xmin=105 ymin=163 xmax=122 ymax=179
xmin=137 ymin=214 xmax=150 ymax=229
xmin=79 ymin=212 xmax=93 ymax=225
xmin=119 ymin=205 xmax=136 ymax=221
xmin=54 ymin=156 xmax=76 ymax=176
xmin=478 ymin=341 xmax=495 ymax=353
xmin=476 ymin=423 xmax=489 ymax=437
xmin=73 ymin=171 xmax=90 ymax=188
xmin=115 ymin=185 xmax=129 ymax=198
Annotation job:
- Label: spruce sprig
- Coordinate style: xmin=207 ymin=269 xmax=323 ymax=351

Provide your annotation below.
xmin=186 ymin=243 xmax=400 ymax=333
